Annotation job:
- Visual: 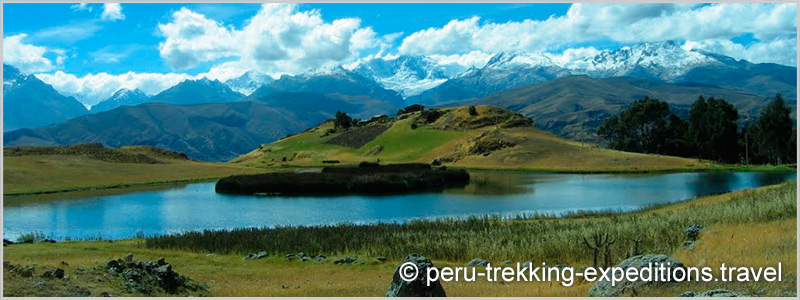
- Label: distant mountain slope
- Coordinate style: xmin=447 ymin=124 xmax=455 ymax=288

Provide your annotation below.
xmin=148 ymin=78 xmax=244 ymax=105
xmin=3 ymin=101 xmax=329 ymax=162
xmin=419 ymin=42 xmax=796 ymax=105
xmin=248 ymin=66 xmax=406 ymax=111
xmin=464 ymin=76 xmax=793 ymax=141
xmin=3 ymin=64 xmax=88 ymax=131
xmin=91 ymin=88 xmax=149 ymax=112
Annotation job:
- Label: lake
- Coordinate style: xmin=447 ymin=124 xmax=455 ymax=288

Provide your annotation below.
xmin=3 ymin=171 xmax=795 ymax=240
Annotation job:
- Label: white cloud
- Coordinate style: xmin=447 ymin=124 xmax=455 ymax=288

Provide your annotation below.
xmin=101 ymin=3 xmax=125 ymax=21
xmin=70 ymin=3 xmax=92 ymax=12
xmin=2 ymin=34 xmax=64 ymax=73
xmin=30 ymin=21 xmax=103 ymax=45
xmin=428 ymin=51 xmax=494 ymax=70
xmin=398 ymin=3 xmax=796 ymax=66
xmin=157 ymin=4 xmax=380 ymax=75
xmin=36 ymin=71 xmax=194 ymax=106
xmin=683 ymin=37 xmax=797 ymax=66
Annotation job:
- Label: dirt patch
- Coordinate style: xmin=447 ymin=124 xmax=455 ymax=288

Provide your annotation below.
xmin=325 ymin=125 xmax=391 ymax=149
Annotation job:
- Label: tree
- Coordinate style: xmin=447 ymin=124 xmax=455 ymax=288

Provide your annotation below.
xmin=334 ymin=111 xmax=353 ymax=130
xmin=597 ymin=97 xmax=683 ymax=155
xmin=686 ymin=96 xmax=739 ymax=163
xmin=757 ymin=94 xmax=793 ymax=165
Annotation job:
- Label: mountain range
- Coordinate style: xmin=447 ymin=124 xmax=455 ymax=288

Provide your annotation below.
xmin=3 ymin=64 xmax=88 ymax=131
xmin=3 ymin=41 xmax=796 ymax=161
xmin=465 ymin=75 xmax=791 ymax=142
xmin=418 ymin=41 xmax=796 ymax=105
xmin=91 ymin=88 xmax=149 ymax=113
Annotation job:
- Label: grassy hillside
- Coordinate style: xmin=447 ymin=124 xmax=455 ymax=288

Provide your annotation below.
xmin=3 ymin=144 xmax=263 ymax=195
xmin=232 ymin=105 xmax=710 ymax=172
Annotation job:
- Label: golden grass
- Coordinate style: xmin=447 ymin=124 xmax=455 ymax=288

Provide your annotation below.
xmin=3 ymin=155 xmax=264 ymax=195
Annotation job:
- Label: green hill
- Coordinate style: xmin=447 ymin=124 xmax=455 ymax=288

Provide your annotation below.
xmin=4 ymin=143 xmax=263 ymax=195
xmin=232 ymin=105 xmax=710 ymax=172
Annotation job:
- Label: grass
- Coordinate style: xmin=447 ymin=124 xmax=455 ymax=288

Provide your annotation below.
xmin=3 ymin=152 xmax=265 ymax=196
xmin=4 ymin=182 xmax=796 ymax=296
xmin=230 ymin=106 xmax=738 ymax=173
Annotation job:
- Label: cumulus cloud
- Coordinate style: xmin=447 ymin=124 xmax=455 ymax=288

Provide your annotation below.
xmin=36 ymin=71 xmax=194 ymax=106
xmin=428 ymin=51 xmax=494 ymax=70
xmin=157 ymin=3 xmax=380 ymax=74
xmin=683 ymin=37 xmax=797 ymax=66
xmin=3 ymin=34 xmax=64 ymax=73
xmin=101 ymin=3 xmax=125 ymax=21
xmin=398 ymin=3 xmax=797 ymax=66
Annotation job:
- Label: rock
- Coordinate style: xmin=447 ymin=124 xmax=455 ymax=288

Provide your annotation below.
xmin=41 ymin=268 xmax=66 ymax=279
xmin=100 ymin=292 xmax=112 ymax=297
xmin=377 ymin=257 xmax=388 ymax=263
xmin=684 ymin=223 xmax=704 ymax=241
xmin=42 ymin=239 xmax=57 ymax=243
xmin=157 ymin=258 xmax=167 ymax=266
xmin=60 ymin=261 xmax=70 ymax=267
xmin=431 ymin=159 xmax=442 ymax=166
xmin=333 ymin=256 xmax=358 ymax=265
xmin=315 ymin=256 xmax=327 ymax=262
xmin=15 ymin=265 xmax=36 ymax=278
xmin=679 ymin=289 xmax=744 ymax=297
xmin=286 ymin=254 xmax=296 ymax=261
xmin=298 ymin=252 xmax=306 ymax=258
xmin=107 ymin=260 xmax=124 ymax=274
xmin=301 ymin=256 xmax=310 ymax=262
xmin=588 ymin=254 xmax=685 ymax=297
xmin=502 ymin=260 xmax=512 ymax=265
xmin=124 ymin=253 xmax=134 ymax=262
xmin=386 ymin=254 xmax=446 ymax=297
xmin=466 ymin=258 xmax=491 ymax=267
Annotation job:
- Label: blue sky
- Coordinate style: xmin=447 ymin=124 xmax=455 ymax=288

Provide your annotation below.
xmin=3 ymin=3 xmax=796 ymax=105
xmin=3 ymin=3 xmax=574 ymax=75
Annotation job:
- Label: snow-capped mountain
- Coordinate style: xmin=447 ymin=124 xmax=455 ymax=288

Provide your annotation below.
xmin=149 ymin=78 xmax=244 ymax=105
xmin=3 ymin=64 xmax=88 ymax=131
xmin=418 ymin=41 xmax=796 ymax=105
xmin=224 ymin=70 xmax=274 ymax=96
xmin=91 ymin=88 xmax=149 ymax=112
xmin=351 ymin=55 xmax=455 ymax=97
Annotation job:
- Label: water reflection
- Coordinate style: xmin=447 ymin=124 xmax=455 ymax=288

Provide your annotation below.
xmin=3 ymin=171 xmax=795 ymax=240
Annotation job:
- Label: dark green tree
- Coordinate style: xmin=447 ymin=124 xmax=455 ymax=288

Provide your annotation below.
xmin=757 ymin=94 xmax=793 ymax=165
xmin=686 ymin=96 xmax=739 ymax=163
xmin=597 ymin=97 xmax=682 ymax=155
xmin=334 ymin=110 xmax=353 ymax=130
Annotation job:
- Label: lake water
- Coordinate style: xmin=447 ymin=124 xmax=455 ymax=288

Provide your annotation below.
xmin=3 ymin=171 xmax=795 ymax=240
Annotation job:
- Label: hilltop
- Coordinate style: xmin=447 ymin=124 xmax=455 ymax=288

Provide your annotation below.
xmin=4 ymin=143 xmax=262 ymax=195
xmin=232 ymin=105 xmax=709 ymax=172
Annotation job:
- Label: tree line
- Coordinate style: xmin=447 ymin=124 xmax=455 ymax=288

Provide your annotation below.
xmin=598 ymin=94 xmax=795 ymax=165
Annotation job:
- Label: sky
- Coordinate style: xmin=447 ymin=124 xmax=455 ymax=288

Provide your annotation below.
xmin=3 ymin=3 xmax=797 ymax=105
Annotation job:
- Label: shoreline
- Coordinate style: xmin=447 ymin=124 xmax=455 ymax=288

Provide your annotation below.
xmin=4 ymin=164 xmax=795 ymax=197
xmin=5 ymin=180 xmax=795 ymax=242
